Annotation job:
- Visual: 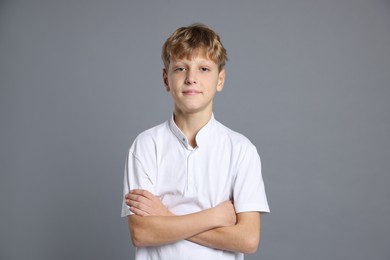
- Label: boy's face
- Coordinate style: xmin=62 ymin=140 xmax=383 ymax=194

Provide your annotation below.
xmin=163 ymin=53 xmax=225 ymax=116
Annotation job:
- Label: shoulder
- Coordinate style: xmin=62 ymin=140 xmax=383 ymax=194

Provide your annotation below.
xmin=129 ymin=121 xmax=169 ymax=154
xmin=213 ymin=120 xmax=260 ymax=162
xmin=135 ymin=121 xmax=169 ymax=141
xmin=214 ymin=120 xmax=256 ymax=149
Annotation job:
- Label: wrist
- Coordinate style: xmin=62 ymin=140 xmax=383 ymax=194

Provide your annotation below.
xmin=209 ymin=206 xmax=225 ymax=228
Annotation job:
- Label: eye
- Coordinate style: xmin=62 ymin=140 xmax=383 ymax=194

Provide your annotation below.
xmin=174 ymin=67 xmax=186 ymax=72
xmin=200 ymin=67 xmax=210 ymax=72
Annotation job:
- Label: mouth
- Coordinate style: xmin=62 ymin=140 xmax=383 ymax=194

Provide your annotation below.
xmin=182 ymin=90 xmax=202 ymax=96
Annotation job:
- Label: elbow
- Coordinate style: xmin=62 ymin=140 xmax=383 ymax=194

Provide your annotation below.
xmin=131 ymin=236 xmax=144 ymax=248
xmin=241 ymin=235 xmax=260 ymax=254
xmin=130 ymin=231 xmax=142 ymax=247
xmin=129 ymin=217 xmax=148 ymax=247
xmin=130 ymin=223 xmax=147 ymax=247
xmin=242 ymin=246 xmax=257 ymax=254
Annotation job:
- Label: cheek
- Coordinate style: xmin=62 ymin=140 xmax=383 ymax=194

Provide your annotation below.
xmin=169 ymin=84 xmax=180 ymax=94
xmin=208 ymin=79 xmax=220 ymax=91
xmin=168 ymin=78 xmax=180 ymax=90
xmin=170 ymin=88 xmax=180 ymax=99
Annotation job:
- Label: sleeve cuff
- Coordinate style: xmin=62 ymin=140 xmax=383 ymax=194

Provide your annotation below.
xmin=234 ymin=202 xmax=270 ymax=214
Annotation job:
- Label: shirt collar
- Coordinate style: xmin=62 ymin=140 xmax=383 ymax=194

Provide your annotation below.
xmin=168 ymin=113 xmax=216 ymax=150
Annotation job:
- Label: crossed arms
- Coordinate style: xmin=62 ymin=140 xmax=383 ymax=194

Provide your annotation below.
xmin=125 ymin=189 xmax=261 ymax=254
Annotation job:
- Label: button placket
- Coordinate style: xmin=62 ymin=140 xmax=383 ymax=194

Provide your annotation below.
xmin=186 ymin=149 xmax=197 ymax=194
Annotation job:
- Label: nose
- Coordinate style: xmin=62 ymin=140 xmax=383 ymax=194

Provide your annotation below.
xmin=185 ymin=69 xmax=197 ymax=85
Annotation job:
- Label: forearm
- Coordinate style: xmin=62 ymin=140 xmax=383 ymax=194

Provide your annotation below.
xmin=188 ymin=212 xmax=261 ymax=254
xmin=129 ymin=207 xmax=228 ymax=247
xmin=126 ymin=190 xmax=236 ymax=248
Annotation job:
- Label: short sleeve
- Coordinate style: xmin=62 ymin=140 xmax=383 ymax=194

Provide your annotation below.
xmin=233 ymin=144 xmax=270 ymax=214
xmin=121 ymin=150 xmax=155 ymax=217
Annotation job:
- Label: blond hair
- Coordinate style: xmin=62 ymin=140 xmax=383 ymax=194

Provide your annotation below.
xmin=161 ymin=23 xmax=228 ymax=71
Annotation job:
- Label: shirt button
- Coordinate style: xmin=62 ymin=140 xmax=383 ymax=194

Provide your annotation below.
xmin=182 ymin=138 xmax=185 ymax=142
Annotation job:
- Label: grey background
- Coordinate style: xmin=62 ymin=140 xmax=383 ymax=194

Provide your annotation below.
xmin=1 ymin=0 xmax=389 ymax=259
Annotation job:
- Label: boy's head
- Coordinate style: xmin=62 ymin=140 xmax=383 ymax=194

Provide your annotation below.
xmin=161 ymin=23 xmax=228 ymax=72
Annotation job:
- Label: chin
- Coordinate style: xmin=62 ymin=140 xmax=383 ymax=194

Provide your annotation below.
xmin=175 ymin=101 xmax=212 ymax=115
xmin=178 ymin=106 xmax=206 ymax=114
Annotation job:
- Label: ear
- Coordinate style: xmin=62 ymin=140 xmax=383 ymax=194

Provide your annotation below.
xmin=216 ymin=69 xmax=226 ymax=92
xmin=163 ymin=68 xmax=170 ymax=92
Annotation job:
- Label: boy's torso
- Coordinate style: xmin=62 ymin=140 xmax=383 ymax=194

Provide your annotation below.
xmin=131 ymin=116 xmax=249 ymax=216
xmin=129 ymin=115 xmax=264 ymax=260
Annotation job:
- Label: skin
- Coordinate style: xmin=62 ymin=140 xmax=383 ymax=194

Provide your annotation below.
xmin=163 ymin=53 xmax=225 ymax=147
xmin=126 ymin=53 xmax=261 ymax=253
xmin=127 ymin=190 xmax=261 ymax=253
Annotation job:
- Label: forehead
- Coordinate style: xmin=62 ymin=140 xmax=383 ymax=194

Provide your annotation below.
xmin=170 ymin=51 xmax=217 ymax=65
xmin=171 ymin=48 xmax=217 ymax=63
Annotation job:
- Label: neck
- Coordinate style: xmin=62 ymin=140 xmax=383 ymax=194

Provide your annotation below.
xmin=173 ymin=110 xmax=212 ymax=147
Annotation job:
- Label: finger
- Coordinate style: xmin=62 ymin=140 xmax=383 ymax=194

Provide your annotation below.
xmin=127 ymin=198 xmax=148 ymax=209
xmin=130 ymin=206 xmax=150 ymax=217
xmin=125 ymin=192 xmax=132 ymax=199
xmin=130 ymin=189 xmax=147 ymax=195
xmin=131 ymin=189 xmax=156 ymax=200
xmin=127 ymin=193 xmax=154 ymax=208
xmin=129 ymin=192 xmax=158 ymax=209
xmin=125 ymin=197 xmax=133 ymax=206
xmin=127 ymin=198 xmax=155 ymax=213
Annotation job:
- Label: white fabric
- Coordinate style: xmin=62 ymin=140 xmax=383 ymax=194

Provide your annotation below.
xmin=121 ymin=114 xmax=270 ymax=260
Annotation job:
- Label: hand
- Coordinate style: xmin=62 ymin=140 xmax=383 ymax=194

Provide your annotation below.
xmin=125 ymin=189 xmax=173 ymax=217
xmin=213 ymin=200 xmax=237 ymax=227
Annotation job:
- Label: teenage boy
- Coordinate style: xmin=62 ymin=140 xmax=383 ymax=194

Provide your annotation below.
xmin=121 ymin=24 xmax=269 ymax=260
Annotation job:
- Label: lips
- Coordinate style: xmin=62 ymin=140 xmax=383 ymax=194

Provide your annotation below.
xmin=182 ymin=89 xmax=202 ymax=95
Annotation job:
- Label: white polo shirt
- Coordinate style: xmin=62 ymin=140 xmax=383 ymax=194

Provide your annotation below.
xmin=121 ymin=114 xmax=269 ymax=260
